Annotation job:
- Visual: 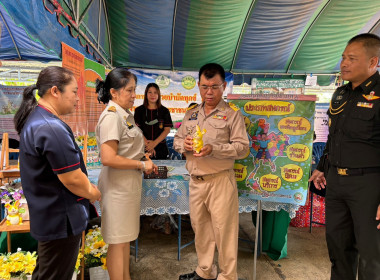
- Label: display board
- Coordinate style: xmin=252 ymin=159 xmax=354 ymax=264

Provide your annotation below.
xmin=0 ymin=85 xmax=24 ymax=140
xmin=229 ymin=94 xmax=317 ymax=205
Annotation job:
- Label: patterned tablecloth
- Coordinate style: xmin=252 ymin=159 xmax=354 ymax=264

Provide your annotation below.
xmin=88 ymin=160 xmax=300 ymax=218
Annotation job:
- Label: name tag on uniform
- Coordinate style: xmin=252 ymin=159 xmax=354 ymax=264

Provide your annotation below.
xmin=357 ymin=102 xmax=373 ymax=108
xmin=213 ymin=114 xmax=227 ymax=120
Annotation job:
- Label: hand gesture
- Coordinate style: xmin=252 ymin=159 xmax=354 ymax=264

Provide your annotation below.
xmin=193 ymin=144 xmax=213 ymax=157
xmin=143 ymin=158 xmax=158 ymax=175
xmin=90 ymin=183 xmax=101 ymax=203
xmin=308 ymin=169 xmax=326 ymax=190
xmin=184 ymin=135 xmax=193 ymax=152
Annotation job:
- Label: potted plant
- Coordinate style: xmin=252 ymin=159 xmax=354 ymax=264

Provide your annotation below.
xmin=84 ymin=226 xmax=109 ymax=280
xmin=0 ymin=249 xmax=36 ymax=280
xmin=1 ymin=179 xmax=28 ymax=221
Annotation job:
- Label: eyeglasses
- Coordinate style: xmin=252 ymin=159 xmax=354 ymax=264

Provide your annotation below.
xmin=200 ymin=84 xmax=224 ymax=91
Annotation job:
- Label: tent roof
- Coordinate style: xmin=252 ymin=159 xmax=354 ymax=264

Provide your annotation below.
xmin=1 ymin=0 xmax=380 ymax=74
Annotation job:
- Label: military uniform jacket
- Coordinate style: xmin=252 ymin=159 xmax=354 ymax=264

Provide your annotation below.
xmin=174 ymin=100 xmax=249 ymax=176
xmin=319 ymin=71 xmax=380 ymax=169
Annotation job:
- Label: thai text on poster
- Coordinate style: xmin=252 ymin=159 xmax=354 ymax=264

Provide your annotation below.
xmin=229 ymin=94 xmax=316 ymax=205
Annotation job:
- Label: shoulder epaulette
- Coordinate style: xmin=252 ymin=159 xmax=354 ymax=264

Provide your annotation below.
xmin=228 ymin=102 xmax=240 ymax=112
xmin=187 ymin=103 xmax=198 ymax=111
xmin=107 ymin=106 xmax=116 ymax=112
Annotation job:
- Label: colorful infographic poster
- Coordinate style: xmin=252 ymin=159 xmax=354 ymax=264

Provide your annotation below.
xmin=84 ymin=58 xmax=105 ymax=168
xmin=228 ymin=94 xmax=317 ymax=205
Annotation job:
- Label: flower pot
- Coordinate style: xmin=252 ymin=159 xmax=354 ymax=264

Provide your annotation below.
xmin=89 ymin=266 xmax=110 ymax=280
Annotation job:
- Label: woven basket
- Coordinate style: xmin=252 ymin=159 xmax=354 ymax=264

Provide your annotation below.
xmin=144 ymin=166 xmax=168 ymax=179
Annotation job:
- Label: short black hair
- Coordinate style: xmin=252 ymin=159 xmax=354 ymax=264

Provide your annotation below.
xmin=199 ymin=63 xmax=225 ymax=81
xmin=348 ymin=33 xmax=380 ymax=58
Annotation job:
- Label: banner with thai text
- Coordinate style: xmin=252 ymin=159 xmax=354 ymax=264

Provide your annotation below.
xmin=228 ymin=94 xmax=317 ymax=205
xmin=129 ymin=69 xmax=234 ymax=125
xmin=61 ymin=42 xmax=87 ymax=136
xmin=251 ymin=78 xmax=305 ymax=94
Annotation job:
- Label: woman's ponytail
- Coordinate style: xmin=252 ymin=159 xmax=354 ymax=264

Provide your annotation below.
xmin=14 ymin=85 xmax=38 ymax=134
xmin=96 ymin=79 xmax=110 ymax=104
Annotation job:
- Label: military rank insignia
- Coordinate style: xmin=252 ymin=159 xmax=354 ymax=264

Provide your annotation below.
xmin=107 ymin=106 xmax=116 ymax=112
xmin=213 ymin=114 xmax=227 ymax=120
xmin=357 ymin=102 xmax=373 ymax=108
xmin=328 ymin=118 xmax=331 ymax=127
xmin=126 ymin=121 xmax=134 ymax=129
xmin=228 ymin=102 xmax=240 ymax=111
xmin=362 ymin=91 xmax=379 ymax=101
xmin=189 ymin=111 xmax=199 ymax=120
xmin=187 ymin=103 xmax=198 ymax=111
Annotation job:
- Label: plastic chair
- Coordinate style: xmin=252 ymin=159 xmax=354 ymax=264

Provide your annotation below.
xmin=166 ymin=137 xmax=182 ymax=160
xmin=309 ymin=142 xmax=326 ymax=233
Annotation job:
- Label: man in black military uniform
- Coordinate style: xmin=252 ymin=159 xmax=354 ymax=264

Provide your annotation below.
xmin=310 ymin=33 xmax=380 ymax=280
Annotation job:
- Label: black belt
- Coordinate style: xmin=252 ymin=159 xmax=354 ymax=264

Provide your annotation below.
xmin=336 ymin=167 xmax=380 ymax=176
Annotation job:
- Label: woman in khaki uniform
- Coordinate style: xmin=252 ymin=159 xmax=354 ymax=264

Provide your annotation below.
xmin=95 ymin=68 xmax=157 ymax=280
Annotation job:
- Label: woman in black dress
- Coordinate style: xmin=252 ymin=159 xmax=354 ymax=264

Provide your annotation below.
xmin=134 ymin=83 xmax=173 ymax=159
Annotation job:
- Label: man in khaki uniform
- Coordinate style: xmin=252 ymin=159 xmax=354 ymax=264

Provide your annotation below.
xmin=174 ymin=63 xmax=249 ymax=280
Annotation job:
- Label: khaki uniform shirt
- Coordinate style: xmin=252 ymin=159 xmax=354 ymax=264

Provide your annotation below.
xmin=96 ymin=100 xmax=144 ymax=161
xmin=174 ymin=99 xmax=249 ymax=176
xmin=95 ymin=100 xmax=144 ymax=243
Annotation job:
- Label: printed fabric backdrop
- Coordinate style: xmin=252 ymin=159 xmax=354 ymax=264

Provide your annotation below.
xmin=0 ymin=85 xmax=24 ymax=140
xmin=229 ymin=94 xmax=316 ymax=205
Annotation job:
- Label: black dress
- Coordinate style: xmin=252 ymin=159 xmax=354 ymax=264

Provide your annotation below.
xmin=134 ymin=105 xmax=173 ymax=159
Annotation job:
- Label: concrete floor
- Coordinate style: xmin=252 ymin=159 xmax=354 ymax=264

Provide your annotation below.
xmin=128 ymin=213 xmax=330 ymax=280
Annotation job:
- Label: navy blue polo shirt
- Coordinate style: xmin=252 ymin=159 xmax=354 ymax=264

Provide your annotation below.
xmin=19 ymin=105 xmax=89 ymax=241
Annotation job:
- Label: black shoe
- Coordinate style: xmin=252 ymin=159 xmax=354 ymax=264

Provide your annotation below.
xmin=179 ymin=271 xmax=216 ymax=280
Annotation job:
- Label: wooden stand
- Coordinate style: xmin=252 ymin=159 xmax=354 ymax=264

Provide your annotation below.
xmin=0 ymin=133 xmax=20 ymax=183
xmin=0 ymin=219 xmax=30 ymax=252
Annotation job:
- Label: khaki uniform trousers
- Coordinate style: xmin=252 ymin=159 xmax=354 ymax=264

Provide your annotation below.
xmin=190 ymin=170 xmax=239 ymax=280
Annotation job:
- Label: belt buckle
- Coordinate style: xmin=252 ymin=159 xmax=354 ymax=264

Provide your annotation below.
xmin=195 ymin=176 xmax=204 ymax=181
xmin=337 ymin=168 xmax=348 ymax=176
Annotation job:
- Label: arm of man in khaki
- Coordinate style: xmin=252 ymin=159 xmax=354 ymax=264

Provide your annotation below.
xmin=58 ymin=169 xmax=101 ymax=203
xmin=204 ymin=110 xmax=249 ymax=159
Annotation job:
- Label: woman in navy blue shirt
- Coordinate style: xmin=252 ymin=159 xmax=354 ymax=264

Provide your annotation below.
xmin=14 ymin=66 xmax=101 ymax=280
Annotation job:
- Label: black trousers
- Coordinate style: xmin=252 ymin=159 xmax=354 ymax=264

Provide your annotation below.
xmin=326 ymin=169 xmax=380 ymax=280
xmin=32 ymin=234 xmax=81 ymax=280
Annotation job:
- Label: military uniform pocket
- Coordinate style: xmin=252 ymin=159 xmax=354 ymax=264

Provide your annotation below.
xmin=208 ymin=121 xmax=229 ymax=141
xmin=347 ymin=108 xmax=375 ymax=139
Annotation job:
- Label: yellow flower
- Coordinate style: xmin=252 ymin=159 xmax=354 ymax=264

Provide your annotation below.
xmin=93 ymin=240 xmax=106 ymax=249
xmin=101 ymin=257 xmax=107 ymax=270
